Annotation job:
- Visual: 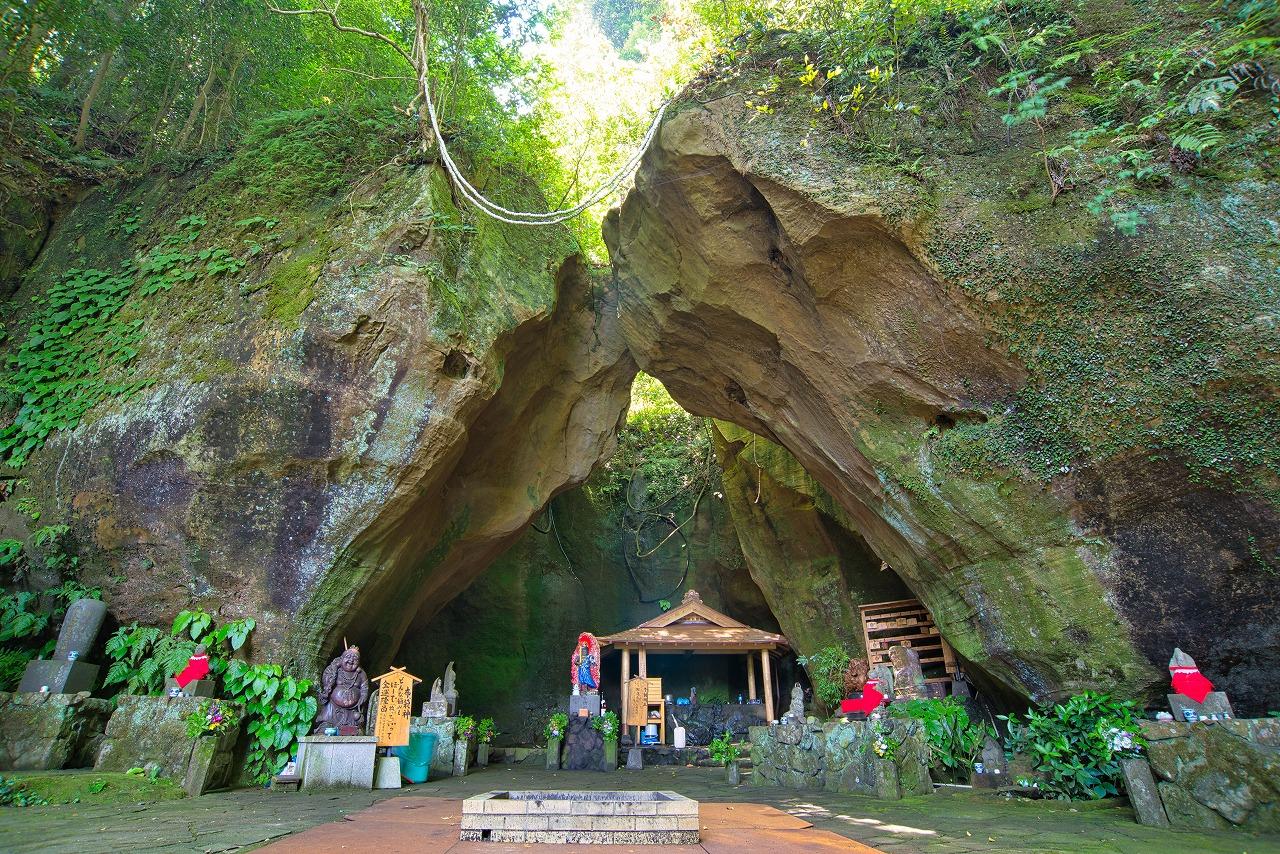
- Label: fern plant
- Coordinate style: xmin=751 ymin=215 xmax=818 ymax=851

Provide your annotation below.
xmin=103 ymin=609 xmax=254 ymax=695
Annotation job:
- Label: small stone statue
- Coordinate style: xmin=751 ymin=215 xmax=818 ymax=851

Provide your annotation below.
xmin=1169 ymin=647 xmax=1213 ymax=702
xmin=443 ymin=661 xmax=458 ymax=716
xmin=783 ymin=682 xmax=804 ymax=721
xmin=570 ymin=633 xmax=600 ymax=696
xmin=174 ymin=645 xmax=211 ymax=689
xmin=314 ymin=646 xmax=370 ymax=735
xmin=889 ymin=645 xmax=926 ymax=700
xmin=869 ymin=664 xmax=895 ymax=700
xmin=422 ymin=676 xmax=448 ymax=718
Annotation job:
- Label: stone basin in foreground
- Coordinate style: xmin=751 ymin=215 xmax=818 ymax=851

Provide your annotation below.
xmin=459 ymin=789 xmax=700 ymax=844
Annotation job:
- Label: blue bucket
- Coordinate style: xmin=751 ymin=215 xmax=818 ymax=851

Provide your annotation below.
xmin=396 ymin=731 xmax=438 ymax=784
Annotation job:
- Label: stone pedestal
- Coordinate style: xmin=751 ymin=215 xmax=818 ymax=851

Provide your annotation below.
xmin=298 ymin=735 xmax=377 ymax=791
xmin=569 ymin=694 xmax=601 ymax=717
xmin=564 ymin=715 xmax=604 ymax=771
xmin=19 ymin=659 xmax=99 ymax=695
xmin=374 ymin=754 xmax=402 ymax=789
xmin=1167 ymin=692 xmax=1234 ymax=720
xmin=0 ymin=690 xmax=112 ymax=770
xmin=164 ymin=677 xmax=216 ymax=698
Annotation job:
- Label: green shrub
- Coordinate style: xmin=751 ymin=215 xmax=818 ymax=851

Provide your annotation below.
xmin=223 ymin=662 xmax=315 ymax=783
xmin=796 ymin=646 xmax=850 ymax=711
xmin=476 ymin=717 xmax=498 ymax=744
xmin=544 ymin=712 xmax=569 ymax=741
xmin=1000 ymin=691 xmax=1145 ymax=800
xmin=590 ymin=710 xmax=620 ymax=744
xmin=888 ymin=696 xmax=992 ymax=782
xmin=103 ymin=608 xmax=254 ymax=695
xmin=708 ymin=730 xmax=740 ymax=765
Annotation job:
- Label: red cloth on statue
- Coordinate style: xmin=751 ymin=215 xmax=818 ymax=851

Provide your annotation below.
xmin=1170 ymin=666 xmax=1213 ymax=703
xmin=175 ymin=654 xmax=210 ymax=688
xmin=839 ymin=680 xmax=885 ymax=715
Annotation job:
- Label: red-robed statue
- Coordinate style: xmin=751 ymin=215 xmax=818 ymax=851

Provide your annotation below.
xmin=571 ymin=632 xmax=600 ymax=695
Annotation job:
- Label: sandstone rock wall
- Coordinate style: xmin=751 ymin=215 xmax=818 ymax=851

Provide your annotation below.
xmin=605 ymin=86 xmax=1279 ymax=710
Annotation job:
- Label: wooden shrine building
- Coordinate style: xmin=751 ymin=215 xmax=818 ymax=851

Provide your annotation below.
xmin=598 ymin=589 xmax=788 ymax=728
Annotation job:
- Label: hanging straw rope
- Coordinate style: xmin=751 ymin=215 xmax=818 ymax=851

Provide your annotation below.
xmin=270 ymin=0 xmax=666 ymax=227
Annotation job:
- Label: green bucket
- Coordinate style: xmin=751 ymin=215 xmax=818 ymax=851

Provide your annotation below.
xmin=397 ymin=731 xmax=438 ymax=784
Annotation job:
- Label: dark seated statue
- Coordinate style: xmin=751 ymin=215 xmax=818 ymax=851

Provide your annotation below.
xmin=314 ymin=646 xmax=370 ymax=735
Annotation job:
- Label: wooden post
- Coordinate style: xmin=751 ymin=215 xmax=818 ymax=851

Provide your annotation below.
xmin=747 ymin=654 xmax=757 ymax=701
xmin=620 ymin=646 xmax=630 ymax=738
xmin=761 ymin=649 xmax=774 ymax=722
xmin=638 ymin=648 xmax=648 ymax=677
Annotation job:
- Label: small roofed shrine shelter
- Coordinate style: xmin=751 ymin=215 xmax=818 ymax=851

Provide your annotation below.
xmin=598 ymin=589 xmax=788 ymax=726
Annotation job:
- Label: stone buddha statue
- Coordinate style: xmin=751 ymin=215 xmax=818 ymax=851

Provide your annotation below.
xmin=314 ymin=646 xmax=370 ymax=735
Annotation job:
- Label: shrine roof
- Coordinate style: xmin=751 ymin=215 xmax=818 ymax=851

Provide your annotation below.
xmin=597 ymin=590 xmax=788 ymax=651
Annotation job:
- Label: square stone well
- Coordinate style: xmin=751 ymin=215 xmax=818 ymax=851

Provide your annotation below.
xmin=460 ymin=790 xmax=699 ymax=844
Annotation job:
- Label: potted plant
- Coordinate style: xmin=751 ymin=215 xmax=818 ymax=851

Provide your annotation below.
xmin=591 ymin=710 xmax=620 ymax=771
xmin=708 ymin=730 xmax=742 ymax=785
xmin=476 ymin=718 xmax=497 ymax=767
xmin=545 ymin=712 xmax=568 ymax=770
xmin=453 ymin=715 xmax=476 ymax=776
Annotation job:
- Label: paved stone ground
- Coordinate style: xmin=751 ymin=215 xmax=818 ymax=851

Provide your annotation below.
xmin=1 ymin=764 xmax=1277 ymax=854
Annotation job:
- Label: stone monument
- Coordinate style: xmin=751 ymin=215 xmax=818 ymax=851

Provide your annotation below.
xmin=313 ymin=646 xmax=370 ymax=735
xmin=782 ymin=683 xmax=804 ymax=721
xmin=869 ymin=664 xmax=895 ymax=701
xmin=20 ymin=598 xmax=107 ymax=694
xmin=422 ymin=676 xmax=448 ymax=718
xmin=1167 ymin=647 xmax=1233 ymax=719
xmin=889 ymin=645 xmax=926 ymax=701
xmin=443 ymin=661 xmax=458 ymax=717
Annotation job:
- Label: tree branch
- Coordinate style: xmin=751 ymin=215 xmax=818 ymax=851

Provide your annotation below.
xmin=264 ymin=1 xmax=415 ymax=68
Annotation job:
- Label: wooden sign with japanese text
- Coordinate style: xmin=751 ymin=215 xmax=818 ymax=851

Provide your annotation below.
xmin=372 ymin=666 xmax=421 ymax=748
xmin=626 ymin=676 xmax=649 ymax=728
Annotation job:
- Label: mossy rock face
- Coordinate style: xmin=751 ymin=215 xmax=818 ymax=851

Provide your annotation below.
xmin=3 ymin=108 xmax=635 ymax=676
xmin=605 ymin=69 xmax=1279 ymax=711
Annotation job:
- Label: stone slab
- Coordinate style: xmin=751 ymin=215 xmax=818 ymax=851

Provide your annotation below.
xmin=569 ymin=694 xmax=601 ymax=717
xmin=298 ymin=735 xmax=377 ymax=791
xmin=164 ymin=677 xmax=217 ymax=698
xmin=0 ymin=690 xmax=112 ymax=771
xmin=1121 ymin=756 xmax=1168 ymax=827
xmin=1167 ymin=692 xmax=1234 ymax=720
xmin=19 ymin=659 xmax=99 ymax=695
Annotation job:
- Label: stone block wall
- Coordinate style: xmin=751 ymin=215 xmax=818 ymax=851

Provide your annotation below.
xmin=1138 ymin=718 xmax=1280 ymax=831
xmin=750 ymin=718 xmax=932 ymax=800
xmin=0 ymin=691 xmax=113 ymax=771
xmin=95 ymin=695 xmax=242 ymax=796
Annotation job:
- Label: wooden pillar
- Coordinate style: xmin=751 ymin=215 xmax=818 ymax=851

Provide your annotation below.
xmin=620 ymin=646 xmax=630 ymax=733
xmin=761 ymin=648 xmax=774 ymax=722
xmin=747 ymin=653 xmax=757 ymax=701
xmin=639 ymin=648 xmax=648 ymax=677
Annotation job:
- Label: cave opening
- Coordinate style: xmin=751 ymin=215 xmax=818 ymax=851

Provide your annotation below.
xmin=382 ymin=371 xmax=947 ymax=746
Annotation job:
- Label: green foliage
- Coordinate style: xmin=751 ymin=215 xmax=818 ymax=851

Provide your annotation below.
xmin=0 ymin=266 xmax=148 ymax=468
xmin=545 ymin=711 xmax=569 ymax=741
xmin=797 ymin=645 xmax=850 ymax=711
xmin=594 ymin=373 xmax=711 ymax=508
xmin=103 ymin=608 xmax=254 ymax=696
xmin=223 ymin=661 xmax=315 ymax=783
xmin=1001 ymin=691 xmax=1145 ymax=800
xmin=476 ymin=717 xmax=498 ymax=744
xmin=0 ymin=648 xmax=34 ymax=690
xmin=708 ymin=730 xmax=741 ymax=765
xmin=184 ymin=699 xmax=240 ymax=739
xmin=0 ymin=775 xmax=49 ymax=807
xmin=888 ymin=697 xmax=993 ymax=782
xmin=590 ymin=710 xmax=620 ymax=744
xmin=869 ymin=719 xmax=902 ymax=760
xmin=455 ymin=714 xmax=477 ymax=741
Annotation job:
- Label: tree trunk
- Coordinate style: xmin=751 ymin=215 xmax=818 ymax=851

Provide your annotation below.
xmin=201 ymin=51 xmax=242 ymax=149
xmin=0 ymin=19 xmax=48 ymax=87
xmin=74 ymin=49 xmax=115 ymax=150
xmin=175 ymin=58 xmax=219 ymax=151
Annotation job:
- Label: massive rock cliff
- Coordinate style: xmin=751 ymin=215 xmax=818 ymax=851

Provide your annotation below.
xmin=604 ymin=83 xmax=1279 ymax=711
xmin=3 ymin=111 xmax=635 ymax=673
